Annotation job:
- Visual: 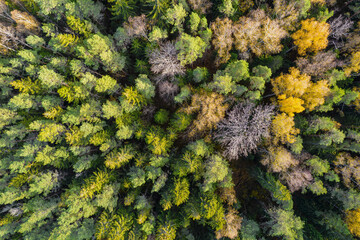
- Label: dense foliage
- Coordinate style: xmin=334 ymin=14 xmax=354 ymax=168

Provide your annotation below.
xmin=0 ymin=0 xmax=360 ymax=239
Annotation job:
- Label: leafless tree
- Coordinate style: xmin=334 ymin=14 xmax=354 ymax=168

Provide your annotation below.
xmin=281 ymin=167 xmax=313 ymax=192
xmin=214 ymin=102 xmax=275 ymax=160
xmin=296 ymin=51 xmax=342 ymax=77
xmin=188 ymin=0 xmax=212 ymax=14
xmin=148 ymin=41 xmax=185 ymax=81
xmin=141 ymin=104 xmax=156 ymax=122
xmin=124 ymin=14 xmax=147 ymax=38
xmin=329 ymin=15 xmax=353 ymax=40
xmin=157 ymin=80 xmax=180 ymax=103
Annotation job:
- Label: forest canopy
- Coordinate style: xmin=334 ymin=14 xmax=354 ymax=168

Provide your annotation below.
xmin=1 ymin=0 xmax=360 ymax=239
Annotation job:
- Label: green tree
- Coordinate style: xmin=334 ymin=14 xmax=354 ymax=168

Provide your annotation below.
xmin=176 ymin=33 xmax=207 ymax=66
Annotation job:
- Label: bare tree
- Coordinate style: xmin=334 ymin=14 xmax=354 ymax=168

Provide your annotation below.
xmin=149 ymin=41 xmax=185 ymax=80
xmin=157 ymin=80 xmax=180 ymax=103
xmin=281 ymin=167 xmax=313 ymax=192
xmin=123 ymin=14 xmax=148 ymax=38
xmin=188 ymin=0 xmax=212 ymax=14
xmin=329 ymin=15 xmax=353 ymax=40
xmin=214 ymin=102 xmax=275 ymax=160
xmin=296 ymin=51 xmax=342 ymax=77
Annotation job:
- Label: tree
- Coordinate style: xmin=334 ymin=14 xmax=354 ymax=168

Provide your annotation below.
xmin=207 ymin=73 xmax=236 ymax=95
xmin=277 ymin=95 xmax=305 ymax=116
xmin=271 ymin=113 xmax=300 ymax=145
xmin=271 ymin=67 xmax=311 ymax=98
xmin=124 ymin=14 xmax=147 ymax=39
xmin=182 ymin=90 xmax=228 ymax=137
xmin=281 ymin=167 xmax=313 ymax=192
xmin=107 ymin=0 xmax=135 ymax=20
xmin=344 ymin=51 xmax=360 ymax=76
xmin=211 ymin=18 xmax=233 ymax=64
xmin=164 ymin=4 xmax=187 ymax=33
xmin=80 ymin=170 xmax=111 ymax=199
xmin=203 ymin=154 xmax=231 ymax=191
xmin=215 ymin=207 xmax=242 ymax=239
xmin=345 ymin=208 xmax=360 ymax=237
xmin=157 ymin=80 xmax=180 ymax=102
xmin=38 ymin=66 xmax=65 ymax=89
xmin=334 ymin=152 xmax=360 ymax=188
xmin=272 ymin=67 xmax=330 ymax=113
xmin=173 ymin=177 xmax=190 ymax=205
xmin=95 ymin=211 xmax=134 ymax=240
xmin=233 ymin=9 xmax=287 ymax=57
xmin=295 ymin=51 xmax=341 ymax=77
xmin=218 ymin=0 xmax=236 ymax=17
xmin=223 ymin=60 xmax=250 ymax=82
xmin=95 ymin=75 xmax=119 ymax=94
xmin=256 ymin=171 xmax=293 ymax=210
xmin=176 ymin=33 xmax=207 ymax=66
xmin=302 ymin=80 xmax=331 ymax=111
xmin=189 ymin=12 xmax=201 ymax=34
xmin=272 ymin=0 xmax=303 ymax=31
xmin=261 ymin=146 xmax=299 ymax=173
xmin=78 ymin=33 xmax=125 ymax=73
xmin=188 ymin=0 xmax=212 ymax=14
xmin=328 ymin=15 xmax=353 ymax=40
xmin=266 ymin=208 xmax=304 ymax=240
xmin=292 ymin=18 xmax=330 ymax=55
xmin=214 ymin=102 xmax=275 ymax=159
xmin=147 ymin=0 xmax=169 ymax=19
xmin=148 ymin=41 xmax=184 ymax=80
xmin=156 ymin=222 xmax=177 ymax=240
xmin=105 ymin=146 xmax=134 ymax=169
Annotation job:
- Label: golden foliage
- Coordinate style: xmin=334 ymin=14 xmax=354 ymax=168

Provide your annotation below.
xmin=182 ymin=90 xmax=228 ymax=137
xmin=292 ymin=18 xmax=329 ymax=56
xmin=211 ymin=18 xmax=233 ymax=64
xmin=272 ymin=67 xmax=311 ymax=98
xmin=310 ymin=0 xmax=325 ymax=3
xmin=271 ymin=113 xmax=300 ymax=144
xmin=302 ymin=80 xmax=331 ymax=111
xmin=272 ymin=67 xmax=330 ymax=113
xmin=278 ymin=95 xmax=305 ymax=117
xmin=11 ymin=10 xmax=40 ymax=34
xmin=345 ymin=208 xmax=360 ymax=237
xmin=261 ymin=146 xmax=299 ymax=172
xmin=215 ymin=207 xmax=243 ymax=239
xmin=219 ymin=187 xmax=237 ymax=206
xmin=334 ymin=152 xmax=360 ymax=188
xmin=344 ymin=51 xmax=360 ymax=76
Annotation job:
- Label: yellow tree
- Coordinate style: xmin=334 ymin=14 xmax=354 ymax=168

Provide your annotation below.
xmin=272 ymin=67 xmax=330 ymax=113
xmin=302 ymin=80 xmax=331 ymax=111
xmin=182 ymin=90 xmax=228 ymax=137
xmin=271 ymin=113 xmax=300 ymax=145
xmin=261 ymin=146 xmax=299 ymax=172
xmin=271 ymin=67 xmax=311 ymax=98
xmin=345 ymin=208 xmax=360 ymax=237
xmin=292 ymin=18 xmax=330 ymax=56
xmin=344 ymin=51 xmax=360 ymax=76
xmin=277 ymin=95 xmax=305 ymax=116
